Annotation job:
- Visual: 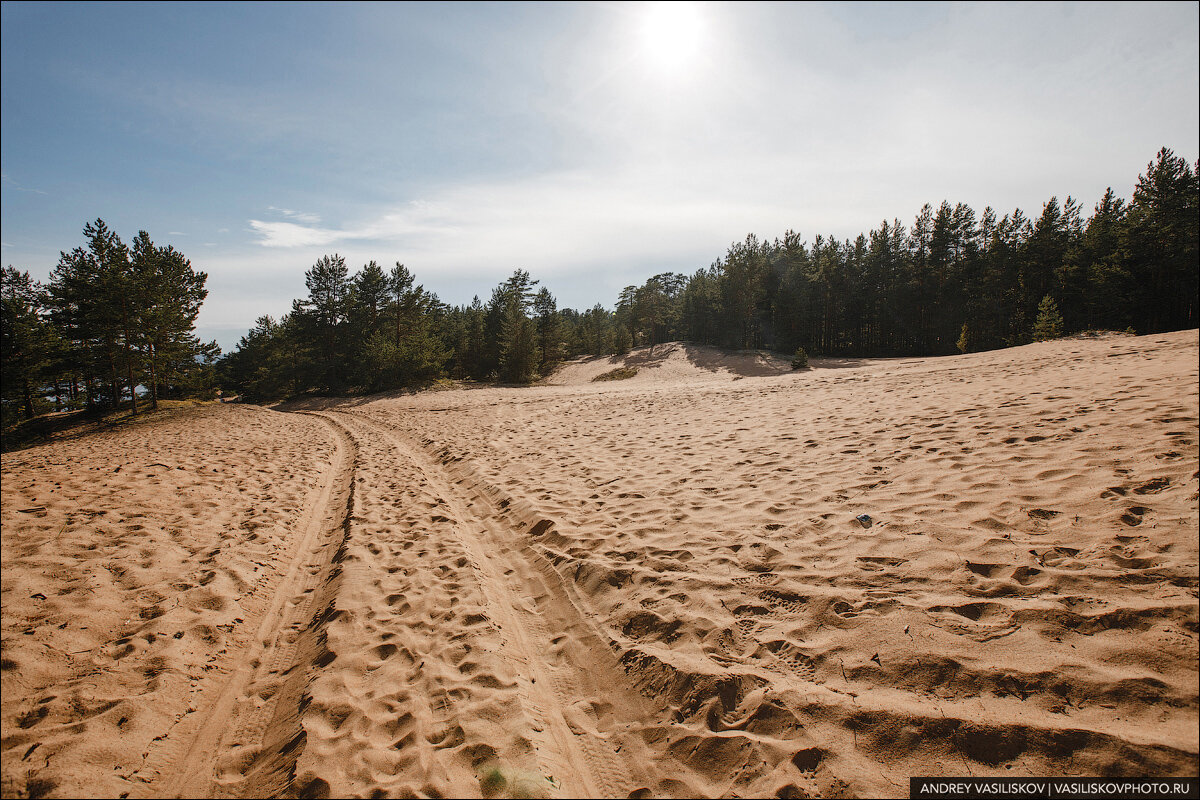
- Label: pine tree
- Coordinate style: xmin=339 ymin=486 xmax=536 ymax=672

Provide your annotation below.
xmin=1080 ymin=188 xmax=1131 ymax=330
xmin=1121 ymin=148 xmax=1199 ymax=332
xmin=614 ymin=324 xmax=633 ymax=355
xmin=130 ymin=231 xmax=211 ymax=407
xmin=49 ymin=220 xmax=140 ymax=412
xmin=353 ymin=261 xmax=390 ymax=338
xmin=465 ymin=296 xmax=486 ymax=378
xmin=346 ymin=261 xmax=391 ymax=388
xmin=1 ymin=267 xmax=54 ymax=425
xmin=500 ymin=299 xmax=536 ymax=382
xmin=489 ymin=270 xmax=539 ymax=382
xmin=372 ymin=262 xmax=446 ymax=389
xmin=301 ymin=254 xmax=350 ymax=392
xmin=1032 ymin=295 xmax=1063 ymax=341
xmin=533 ymin=287 xmax=563 ymax=374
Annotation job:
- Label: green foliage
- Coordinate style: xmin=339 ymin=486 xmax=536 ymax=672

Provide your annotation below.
xmin=790 ymin=347 xmax=808 ymax=369
xmin=129 ymin=230 xmax=211 ymax=408
xmin=592 ymin=366 xmax=638 ymax=382
xmin=956 ymin=323 xmax=971 ymax=354
xmin=217 ymin=146 xmax=1195 ymax=399
xmin=492 ymin=270 xmax=540 ymax=383
xmin=533 ymin=287 xmax=563 ymax=374
xmin=595 ymin=146 xmax=1195 ymax=357
xmin=614 ymin=324 xmax=633 ymax=355
xmin=3 ymin=221 xmax=216 ymax=431
xmin=1 ymin=267 xmax=55 ymax=427
xmin=1032 ymin=295 xmax=1064 ymax=341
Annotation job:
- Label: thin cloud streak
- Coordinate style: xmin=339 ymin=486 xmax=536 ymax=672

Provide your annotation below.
xmin=1 ymin=172 xmax=48 ymax=195
xmin=247 ymin=220 xmax=342 ymax=248
xmin=267 ymin=206 xmax=322 ymax=224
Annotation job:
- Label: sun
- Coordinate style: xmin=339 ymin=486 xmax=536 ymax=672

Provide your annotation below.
xmin=639 ymin=2 xmax=705 ymax=74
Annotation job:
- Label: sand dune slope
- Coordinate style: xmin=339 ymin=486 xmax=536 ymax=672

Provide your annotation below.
xmin=2 ymin=330 xmax=1196 ymax=799
xmin=347 ymin=330 xmax=1198 ymax=797
xmin=547 ymin=342 xmax=797 ymax=385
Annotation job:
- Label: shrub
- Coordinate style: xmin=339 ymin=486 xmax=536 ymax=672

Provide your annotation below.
xmin=592 ymin=366 xmax=638 ymax=382
xmin=791 ymin=347 xmax=809 ymax=370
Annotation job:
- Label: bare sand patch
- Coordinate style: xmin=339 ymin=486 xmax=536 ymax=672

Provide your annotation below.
xmin=1 ymin=405 xmax=342 ymax=799
xmin=3 ymin=330 xmax=1196 ymax=798
xmin=344 ymin=330 xmax=1198 ymax=797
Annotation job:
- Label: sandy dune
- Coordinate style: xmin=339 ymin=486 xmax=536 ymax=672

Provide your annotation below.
xmin=3 ymin=331 xmax=1197 ymax=798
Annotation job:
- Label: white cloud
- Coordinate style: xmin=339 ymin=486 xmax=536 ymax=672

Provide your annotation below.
xmin=244 ymin=153 xmax=868 ymax=283
xmin=267 ymin=206 xmax=322 ymax=224
xmin=247 ymin=220 xmax=342 ymax=248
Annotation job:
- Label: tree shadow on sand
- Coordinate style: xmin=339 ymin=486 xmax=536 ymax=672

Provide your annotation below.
xmin=680 ymin=343 xmax=793 ymax=377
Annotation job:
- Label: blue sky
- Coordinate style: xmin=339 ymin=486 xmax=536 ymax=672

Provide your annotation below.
xmin=3 ymin=1 xmax=1197 ymax=353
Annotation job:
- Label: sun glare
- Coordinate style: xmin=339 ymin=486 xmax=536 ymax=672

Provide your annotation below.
xmin=639 ymin=2 xmax=705 ymax=74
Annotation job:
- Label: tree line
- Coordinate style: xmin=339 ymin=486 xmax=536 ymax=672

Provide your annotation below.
xmin=5 ymin=147 xmax=1196 ymax=417
xmin=219 ymin=146 xmax=1197 ymax=401
xmin=2 ymin=220 xmax=217 ymax=428
xmin=617 ymin=147 xmax=1197 ymax=357
xmin=218 ymin=260 xmax=635 ymax=401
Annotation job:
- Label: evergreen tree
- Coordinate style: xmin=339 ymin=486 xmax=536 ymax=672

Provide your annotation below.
xmin=300 ymin=254 xmax=350 ymax=392
xmin=720 ymin=234 xmax=769 ymax=348
xmin=1121 ymin=147 xmax=1199 ymax=332
xmin=533 ymin=287 xmax=563 ymax=374
xmin=613 ymin=323 xmax=633 ymax=355
xmin=354 ymin=261 xmax=390 ymax=336
xmin=1081 ymin=188 xmax=1132 ymax=330
xmin=130 ymin=231 xmax=212 ymax=407
xmin=49 ymin=220 xmax=140 ymax=412
xmin=1032 ymin=295 xmax=1064 ymax=341
xmin=489 ymin=270 xmax=539 ymax=382
xmin=1 ymin=267 xmax=54 ymax=425
xmin=464 ymin=296 xmax=486 ymax=378
xmin=221 ymin=315 xmax=291 ymax=402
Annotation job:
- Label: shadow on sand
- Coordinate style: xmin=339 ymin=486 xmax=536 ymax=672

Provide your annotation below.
xmin=680 ymin=343 xmax=792 ymax=377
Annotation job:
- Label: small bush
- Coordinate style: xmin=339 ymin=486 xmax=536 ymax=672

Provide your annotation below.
xmin=791 ymin=347 xmax=809 ymax=370
xmin=592 ymin=366 xmax=638 ymax=382
xmin=1032 ymin=295 xmax=1064 ymax=342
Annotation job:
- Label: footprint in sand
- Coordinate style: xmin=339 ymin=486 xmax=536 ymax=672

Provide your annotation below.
xmin=1119 ymin=506 xmax=1152 ymax=526
xmin=1010 ymin=566 xmax=1043 ymax=586
xmin=966 ymin=561 xmax=1005 ymax=578
xmin=1133 ymin=477 xmax=1171 ymax=494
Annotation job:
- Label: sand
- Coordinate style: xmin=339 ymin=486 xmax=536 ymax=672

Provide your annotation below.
xmin=2 ymin=330 xmax=1197 ymax=798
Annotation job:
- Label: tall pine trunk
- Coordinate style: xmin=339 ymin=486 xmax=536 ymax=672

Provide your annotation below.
xmin=22 ymin=377 xmax=34 ymax=421
xmin=109 ymin=352 xmax=121 ymax=411
xmin=121 ymin=299 xmax=138 ymax=416
xmin=147 ymin=341 xmax=159 ymax=409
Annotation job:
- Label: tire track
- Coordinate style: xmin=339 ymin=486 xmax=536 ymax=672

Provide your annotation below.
xmin=326 ymin=408 xmax=657 ymax=799
xmin=139 ymin=414 xmax=356 ymax=799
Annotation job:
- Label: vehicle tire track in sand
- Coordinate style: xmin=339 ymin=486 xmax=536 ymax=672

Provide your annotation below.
xmin=321 ymin=409 xmax=658 ymax=799
xmin=140 ymin=413 xmax=356 ymax=799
